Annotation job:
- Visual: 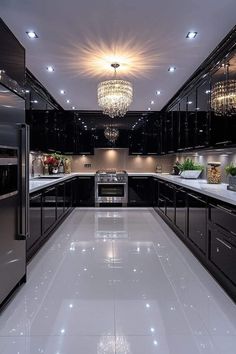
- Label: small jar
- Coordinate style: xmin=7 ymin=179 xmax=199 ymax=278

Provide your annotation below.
xmin=207 ymin=162 xmax=221 ymax=184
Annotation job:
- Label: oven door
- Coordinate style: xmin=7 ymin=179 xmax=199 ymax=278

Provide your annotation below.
xmin=97 ymin=183 xmax=125 ymax=198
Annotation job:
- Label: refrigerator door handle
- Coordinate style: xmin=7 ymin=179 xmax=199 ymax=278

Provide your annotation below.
xmin=17 ymin=123 xmax=29 ymax=240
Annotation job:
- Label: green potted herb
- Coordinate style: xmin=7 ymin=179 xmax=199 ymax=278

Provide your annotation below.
xmin=179 ymin=158 xmax=204 ymax=179
xmin=225 ymin=163 xmax=236 ymax=191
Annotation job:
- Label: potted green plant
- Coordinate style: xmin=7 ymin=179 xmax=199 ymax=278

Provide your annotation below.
xmin=225 ymin=163 xmax=236 ymax=191
xmin=179 ymin=158 xmax=204 ymax=179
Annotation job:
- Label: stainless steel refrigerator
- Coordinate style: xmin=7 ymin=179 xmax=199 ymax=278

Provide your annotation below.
xmin=0 ymin=70 xmax=29 ymax=307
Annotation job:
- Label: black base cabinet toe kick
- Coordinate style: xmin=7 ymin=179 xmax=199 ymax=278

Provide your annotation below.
xmin=152 ymin=177 xmax=236 ymax=303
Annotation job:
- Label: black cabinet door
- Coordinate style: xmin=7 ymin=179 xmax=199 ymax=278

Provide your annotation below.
xmin=57 ymin=182 xmax=65 ymax=219
xmin=158 ymin=180 xmax=166 ymax=213
xmin=188 ymin=193 xmax=207 ymax=253
xmin=27 ymin=192 xmax=42 ymax=251
xmin=77 ymin=176 xmax=95 ymax=206
xmin=129 ymin=127 xmax=146 ymax=155
xmin=65 ymin=180 xmax=73 ymax=210
xmin=153 ymin=178 xmax=159 ymax=210
xmin=210 ymin=226 xmax=236 ymax=286
xmin=128 ymin=176 xmax=152 ymax=206
xmin=165 ymin=183 xmax=175 ymax=223
xmin=175 ymin=187 xmax=187 ymax=235
xmin=43 ymin=187 xmax=57 ymax=234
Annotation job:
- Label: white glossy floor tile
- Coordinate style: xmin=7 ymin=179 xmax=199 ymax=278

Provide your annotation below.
xmin=0 ymin=208 xmax=236 ymax=354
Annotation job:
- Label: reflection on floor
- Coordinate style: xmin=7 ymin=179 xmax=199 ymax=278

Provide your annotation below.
xmin=0 ymin=208 xmax=236 ymax=354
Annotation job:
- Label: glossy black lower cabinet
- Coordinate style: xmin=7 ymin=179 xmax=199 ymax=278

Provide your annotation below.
xmin=42 ymin=186 xmax=57 ymax=235
xmin=57 ymin=182 xmax=65 ymax=219
xmin=165 ymin=184 xmax=175 ymax=223
xmin=77 ymin=176 xmax=95 ymax=206
xmin=27 ymin=192 xmax=42 ymax=254
xmin=209 ymin=226 xmax=236 ymax=286
xmin=65 ymin=179 xmax=73 ymax=210
xmin=175 ymin=187 xmax=187 ymax=235
xmin=128 ymin=176 xmax=153 ymax=206
xmin=187 ymin=192 xmax=207 ymax=254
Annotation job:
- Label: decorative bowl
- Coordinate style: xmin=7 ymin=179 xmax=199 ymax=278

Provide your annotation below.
xmin=180 ymin=170 xmax=202 ymax=179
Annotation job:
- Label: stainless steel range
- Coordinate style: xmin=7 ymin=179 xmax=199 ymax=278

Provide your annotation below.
xmin=95 ymin=170 xmax=128 ymax=206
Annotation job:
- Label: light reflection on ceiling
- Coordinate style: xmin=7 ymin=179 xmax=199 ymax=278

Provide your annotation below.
xmin=62 ymin=34 xmax=161 ymax=79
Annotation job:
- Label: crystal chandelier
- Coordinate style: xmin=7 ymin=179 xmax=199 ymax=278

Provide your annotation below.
xmin=97 ymin=63 xmax=133 ymax=118
xmin=104 ymin=126 xmax=119 ymax=143
xmin=211 ymin=79 xmax=236 ymax=116
xmin=211 ymin=63 xmax=236 ymax=116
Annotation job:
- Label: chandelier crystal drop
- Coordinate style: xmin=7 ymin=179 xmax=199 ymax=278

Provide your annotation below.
xmin=97 ymin=63 xmax=133 ymax=118
xmin=104 ymin=126 xmax=119 ymax=143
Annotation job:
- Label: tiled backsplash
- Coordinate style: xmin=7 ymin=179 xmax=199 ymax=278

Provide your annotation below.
xmin=71 ymin=148 xmax=174 ymax=173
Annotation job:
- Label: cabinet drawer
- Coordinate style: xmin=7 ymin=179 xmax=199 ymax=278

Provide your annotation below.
xmin=210 ymin=227 xmax=236 ymax=286
xmin=209 ymin=202 xmax=236 ymax=236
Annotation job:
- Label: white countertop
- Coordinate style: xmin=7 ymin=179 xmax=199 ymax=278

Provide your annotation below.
xmin=29 ymin=172 xmax=236 ymax=206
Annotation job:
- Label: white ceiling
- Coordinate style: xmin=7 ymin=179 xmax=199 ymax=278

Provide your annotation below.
xmin=1 ymin=0 xmax=236 ymax=111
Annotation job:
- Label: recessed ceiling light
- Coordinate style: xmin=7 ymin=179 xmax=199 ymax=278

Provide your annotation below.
xmin=148 ymin=107 xmax=151 ymax=111
xmin=26 ymin=31 xmax=38 ymax=39
xmin=187 ymin=101 xmax=192 ymax=104
xmin=72 ymin=106 xmax=76 ymax=110
xmin=151 ymin=101 xmax=154 ymax=105
xmin=66 ymin=99 xmax=70 ymax=103
xmin=25 ymin=90 xmax=30 ymax=93
xmin=47 ymin=66 xmax=54 ymax=72
xmin=60 ymin=90 xmax=65 ymax=94
xmin=156 ymin=90 xmax=161 ymax=95
xmin=205 ymin=90 xmax=211 ymax=94
xmin=168 ymin=66 xmax=176 ymax=72
xmin=186 ymin=31 xmax=198 ymax=39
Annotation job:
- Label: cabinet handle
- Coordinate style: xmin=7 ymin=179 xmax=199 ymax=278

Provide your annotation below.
xmin=45 ymin=187 xmax=55 ymax=193
xmin=216 ymin=204 xmax=235 ymax=215
xmin=216 ymin=237 xmax=232 ymax=250
xmin=31 ymin=193 xmax=42 ymax=200
xmin=79 ymin=177 xmax=91 ymax=179
xmin=188 ymin=193 xmax=205 ymax=202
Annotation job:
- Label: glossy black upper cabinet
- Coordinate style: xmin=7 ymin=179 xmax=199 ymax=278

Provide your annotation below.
xmin=195 ymin=79 xmax=210 ymax=148
xmin=129 ymin=126 xmax=146 ymax=155
xmin=145 ymin=114 xmax=162 ymax=155
xmin=0 ymin=19 xmax=25 ymax=85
